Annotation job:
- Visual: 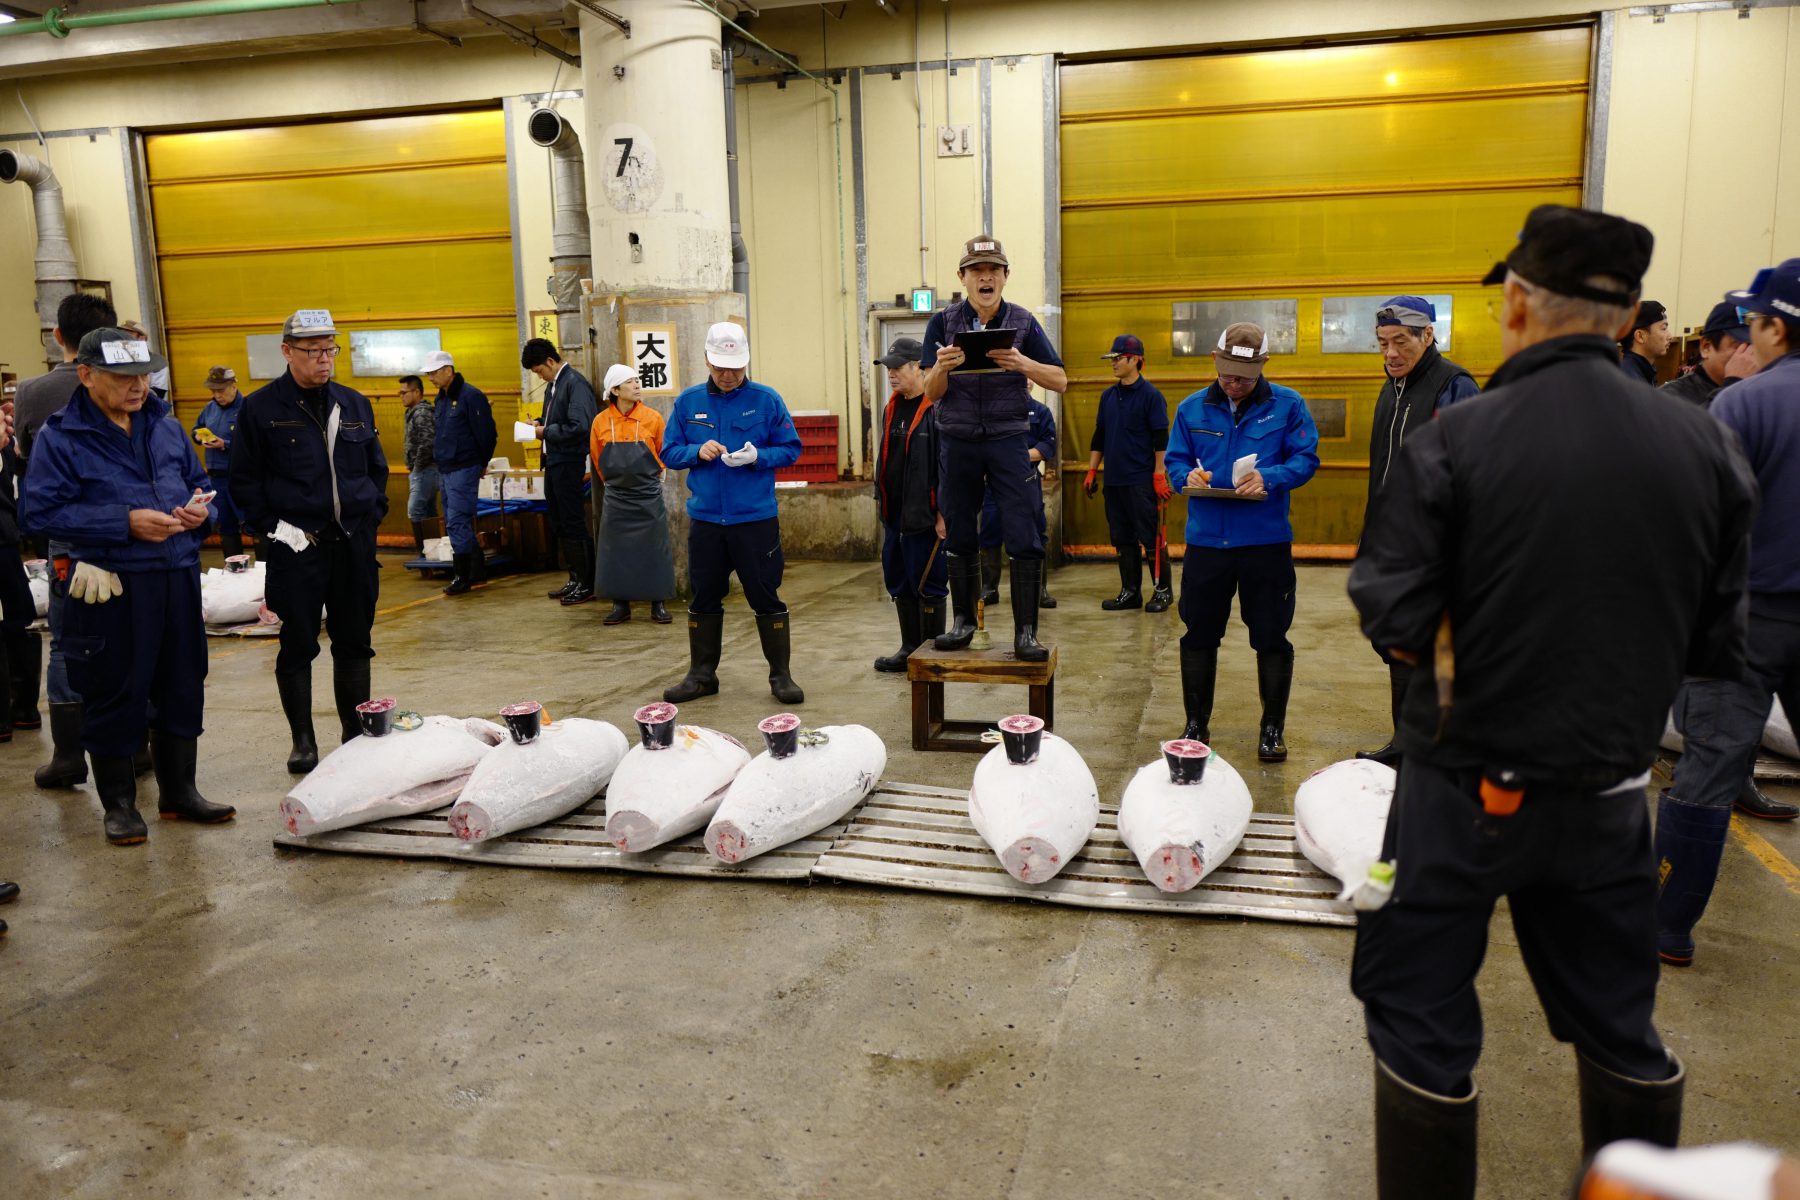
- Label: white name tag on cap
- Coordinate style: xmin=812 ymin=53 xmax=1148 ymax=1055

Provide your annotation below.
xmin=1230 ymin=345 xmax=1255 ymax=358
xmin=101 ymin=339 xmax=150 ymax=365
xmin=295 ymin=308 xmax=333 ymax=328
xmin=972 ymin=241 xmax=996 ymax=252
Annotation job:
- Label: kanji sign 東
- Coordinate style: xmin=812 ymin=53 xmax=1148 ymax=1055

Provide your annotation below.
xmin=626 ymin=323 xmax=678 ymax=396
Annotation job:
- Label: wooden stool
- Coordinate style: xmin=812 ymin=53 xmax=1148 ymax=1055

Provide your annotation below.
xmin=906 ymin=644 xmax=1057 ymax=752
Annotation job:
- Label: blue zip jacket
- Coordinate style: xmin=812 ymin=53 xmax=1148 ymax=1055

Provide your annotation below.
xmin=433 ymin=374 xmax=499 ymax=472
xmin=1164 ymin=378 xmax=1320 ymax=548
xmin=191 ymin=394 xmax=244 ymax=473
xmin=1710 ymin=350 xmax=1800 ymax=605
xmin=21 ymin=388 xmax=211 ymax=572
xmin=662 ymin=378 xmax=802 ymax=525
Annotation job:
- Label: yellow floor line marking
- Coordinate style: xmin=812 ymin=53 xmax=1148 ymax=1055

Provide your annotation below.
xmin=1731 ymin=813 xmax=1800 ymax=898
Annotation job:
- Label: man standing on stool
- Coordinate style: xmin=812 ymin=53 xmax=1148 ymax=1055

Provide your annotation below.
xmin=1085 ymin=333 xmax=1172 ymax=614
xmin=22 ymin=328 xmax=234 ymax=843
xmin=233 ymin=309 xmax=390 ymax=774
xmin=1355 ymin=297 xmax=1478 ymax=767
xmin=1163 ymin=322 xmax=1319 ymax=761
xmin=873 ymin=336 xmax=947 ymax=672
xmin=977 ymin=397 xmax=1059 ymax=610
xmin=924 ymin=235 xmax=1067 ymax=662
xmin=522 ymin=338 xmax=599 ymax=606
xmin=424 ymin=349 xmax=496 ymax=596
xmin=662 ymin=322 xmax=805 ymax=705
xmin=191 ymin=365 xmax=247 ymax=561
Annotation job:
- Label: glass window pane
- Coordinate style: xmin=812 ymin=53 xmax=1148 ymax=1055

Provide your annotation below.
xmin=1321 ymin=295 xmax=1454 ymax=354
xmin=350 ymin=329 xmax=443 ymax=376
xmin=245 ymin=334 xmax=287 ymax=381
xmin=1309 ymin=397 xmax=1348 ymax=440
xmin=1171 ymin=299 xmax=1298 ymax=357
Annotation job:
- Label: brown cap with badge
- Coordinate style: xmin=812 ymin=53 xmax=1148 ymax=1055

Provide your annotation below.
xmin=75 ymin=327 xmax=167 ymax=376
xmin=204 ymin=365 xmax=237 ymax=389
xmin=1480 ymin=204 xmax=1654 ymax=307
xmin=958 ymin=235 xmax=1009 ymax=271
xmin=1213 ymin=322 xmax=1270 ymax=379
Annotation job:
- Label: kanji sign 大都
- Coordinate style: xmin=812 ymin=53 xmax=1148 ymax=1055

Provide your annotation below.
xmin=627 ymin=323 xmax=678 ymax=396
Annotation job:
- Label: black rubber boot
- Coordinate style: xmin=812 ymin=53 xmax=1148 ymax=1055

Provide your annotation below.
xmin=604 ymin=601 xmax=631 ymax=625
xmin=1103 ymin=546 xmax=1143 ymax=610
xmin=664 ymin=612 xmax=723 ymax=703
xmin=650 ymin=600 xmax=672 ymax=624
xmin=276 ymin=670 xmax=319 ymax=774
xmin=332 ymin=657 xmax=371 ymax=744
xmin=875 ymin=595 xmax=922 ymax=673
xmin=1257 ymin=648 xmax=1294 ymax=762
xmin=133 ymin=734 xmax=153 ymax=778
xmin=1179 ymin=646 xmax=1217 ymax=743
xmin=1736 ymin=779 xmax=1799 ymax=820
xmin=412 ymin=521 xmax=431 ymax=558
xmin=1010 ymin=559 xmax=1050 ymax=664
xmin=1578 ymin=1051 xmax=1683 ymax=1157
xmin=1373 ymin=1059 xmax=1478 ymax=1200
xmin=8 ymin=631 xmax=42 ymax=730
xmin=1143 ymin=542 xmax=1173 ymax=613
xmin=470 ymin=546 xmax=487 ymax=584
xmin=443 ymin=553 xmax=473 ymax=596
xmin=0 ymin=634 xmax=10 ymax=744
xmin=979 ymin=546 xmax=1003 ymax=606
xmin=919 ymin=596 xmax=946 ymax=644
xmin=935 ymin=553 xmax=979 ymax=651
xmin=756 ymin=611 xmax=805 ymax=705
xmin=34 ymin=701 xmax=88 ymax=788
xmin=560 ymin=539 xmax=595 ymax=605
xmin=1357 ymin=661 xmax=1411 ymax=767
xmin=151 ymin=732 xmax=236 ymax=823
xmin=93 ymin=753 xmax=148 ymax=846
xmin=1654 ymin=790 xmax=1731 ymax=966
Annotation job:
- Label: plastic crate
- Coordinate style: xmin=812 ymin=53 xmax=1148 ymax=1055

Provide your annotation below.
xmin=778 ymin=413 xmax=839 ymax=482
xmin=776 ymin=461 xmax=837 ymax=484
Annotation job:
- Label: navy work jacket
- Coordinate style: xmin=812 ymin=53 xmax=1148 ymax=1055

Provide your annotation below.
xmin=231 ymin=371 xmax=390 ymax=537
xmin=434 ymin=374 xmax=499 ymax=472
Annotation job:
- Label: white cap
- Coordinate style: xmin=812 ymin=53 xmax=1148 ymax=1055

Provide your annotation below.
xmin=704 ymin=321 xmax=750 ymax=369
xmin=421 ymin=350 xmax=455 ymax=373
xmin=602 ymin=363 xmax=637 ymax=394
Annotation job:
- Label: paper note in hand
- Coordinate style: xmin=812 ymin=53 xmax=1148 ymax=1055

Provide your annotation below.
xmin=1232 ymin=453 xmax=1258 ymax=486
xmin=513 ymin=420 xmax=539 ymax=443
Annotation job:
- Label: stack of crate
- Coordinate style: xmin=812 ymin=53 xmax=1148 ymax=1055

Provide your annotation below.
xmin=778 ymin=411 xmax=840 ymax=483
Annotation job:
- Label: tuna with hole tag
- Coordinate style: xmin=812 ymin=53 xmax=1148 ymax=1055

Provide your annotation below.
xmin=607 ymin=721 xmax=751 ymax=852
xmin=1294 ymin=759 xmax=1395 ymax=900
xmin=704 ymin=723 xmax=886 ymax=864
xmin=1118 ymin=744 xmax=1253 ymax=892
xmin=279 ymin=715 xmax=506 ymax=836
xmin=968 ymin=728 xmax=1099 ymax=884
xmin=448 ymin=717 xmax=628 ymax=842
xmin=200 ymin=559 xmax=266 ymax=625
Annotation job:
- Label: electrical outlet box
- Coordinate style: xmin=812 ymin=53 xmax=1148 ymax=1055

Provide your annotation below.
xmin=937 ymin=124 xmax=973 ymax=157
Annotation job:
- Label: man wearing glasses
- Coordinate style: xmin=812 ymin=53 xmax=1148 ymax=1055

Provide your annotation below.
xmin=232 ymin=310 xmax=389 ymax=774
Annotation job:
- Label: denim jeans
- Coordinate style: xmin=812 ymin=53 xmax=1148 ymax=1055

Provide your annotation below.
xmin=440 ymin=465 xmax=483 ymax=554
xmin=407 ymin=465 xmax=441 ymax=522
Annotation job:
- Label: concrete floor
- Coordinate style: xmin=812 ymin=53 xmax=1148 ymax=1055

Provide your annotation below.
xmin=3 ymin=556 xmax=1796 ymax=1199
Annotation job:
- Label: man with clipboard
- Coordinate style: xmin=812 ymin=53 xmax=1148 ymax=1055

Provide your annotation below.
xmin=921 ymin=235 xmax=1067 ymax=663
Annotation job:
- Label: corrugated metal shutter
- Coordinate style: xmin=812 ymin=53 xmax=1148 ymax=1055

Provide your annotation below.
xmin=145 ymin=110 xmax=518 ymax=531
xmin=1059 ymin=27 xmax=1591 ymax=549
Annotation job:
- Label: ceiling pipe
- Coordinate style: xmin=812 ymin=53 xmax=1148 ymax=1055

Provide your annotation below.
xmin=526 ymin=107 xmax=591 ymax=354
xmin=0 ymin=0 xmax=365 ymax=39
xmin=0 ymin=149 xmax=79 ymax=371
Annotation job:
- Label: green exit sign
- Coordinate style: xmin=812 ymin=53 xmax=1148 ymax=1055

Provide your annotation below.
xmin=910 ymin=287 xmax=935 ymax=314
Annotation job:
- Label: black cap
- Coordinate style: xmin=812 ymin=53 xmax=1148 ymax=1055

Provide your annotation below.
xmin=1629 ymin=300 xmax=1668 ymax=332
xmin=74 ymin=327 xmax=167 ymax=376
xmin=877 ymin=336 xmax=924 ymax=369
xmin=1698 ymin=301 xmax=1750 ymax=344
xmin=1480 ymin=205 xmax=1653 ymax=306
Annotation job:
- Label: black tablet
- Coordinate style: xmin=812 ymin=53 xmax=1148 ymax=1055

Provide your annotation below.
xmin=950 ymin=328 xmax=1018 ymax=373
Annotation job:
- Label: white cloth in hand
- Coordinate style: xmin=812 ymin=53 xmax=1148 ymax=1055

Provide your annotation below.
xmin=721 ymin=441 xmax=758 ymax=468
xmin=69 ymin=561 xmax=124 ymax=605
xmin=272 ymin=520 xmax=312 ymax=553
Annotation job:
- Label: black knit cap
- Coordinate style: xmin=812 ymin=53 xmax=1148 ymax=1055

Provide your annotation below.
xmin=1480 ymin=205 xmax=1653 ymax=307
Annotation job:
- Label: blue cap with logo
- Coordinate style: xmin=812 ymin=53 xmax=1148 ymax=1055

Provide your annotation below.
xmin=1726 ymin=258 xmax=1800 ymax=321
xmin=1100 ymin=334 xmax=1145 ymax=360
xmin=1376 ymin=296 xmax=1436 ymax=328
xmin=1698 ymin=301 xmax=1750 ymax=345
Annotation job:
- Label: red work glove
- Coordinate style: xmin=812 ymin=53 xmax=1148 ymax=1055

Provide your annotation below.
xmin=1154 ymin=473 xmax=1174 ymax=502
xmin=1083 ymin=467 xmax=1099 ymax=497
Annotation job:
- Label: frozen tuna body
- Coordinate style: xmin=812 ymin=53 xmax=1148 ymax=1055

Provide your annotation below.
xmin=968 ymin=731 xmax=1099 ymax=884
xmin=449 ymin=717 xmax=628 ymax=842
xmin=1118 ymin=749 xmax=1253 ymax=893
xmin=25 ymin=560 xmax=50 ymax=617
xmin=200 ymin=560 xmax=267 ymax=625
xmin=1294 ymin=759 xmax=1395 ymax=900
xmin=606 ymin=724 xmax=751 ymax=851
xmin=705 ymin=724 xmax=886 ymax=864
xmin=280 ymin=716 xmax=506 ymax=836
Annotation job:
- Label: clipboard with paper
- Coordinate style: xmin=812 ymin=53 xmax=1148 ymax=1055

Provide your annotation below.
xmin=948 ymin=328 xmax=1017 ymax=373
xmin=1181 ymin=453 xmax=1267 ymax=501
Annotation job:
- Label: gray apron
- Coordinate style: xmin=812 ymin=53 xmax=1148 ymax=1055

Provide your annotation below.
xmin=594 ymin=428 xmax=674 ymax=601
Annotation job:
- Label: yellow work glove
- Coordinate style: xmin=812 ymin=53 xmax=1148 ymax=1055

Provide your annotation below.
xmin=69 ymin=561 xmax=124 ymax=604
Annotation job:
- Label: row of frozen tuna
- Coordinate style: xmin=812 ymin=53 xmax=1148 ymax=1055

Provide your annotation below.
xmin=280 ymin=700 xmax=887 ymax=866
xmin=7 ymin=558 xmax=265 ymax=625
xmin=281 ymin=700 xmax=1393 ymax=899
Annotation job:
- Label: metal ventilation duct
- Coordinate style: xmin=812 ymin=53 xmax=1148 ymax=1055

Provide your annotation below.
xmin=0 ymin=148 xmax=80 ymax=371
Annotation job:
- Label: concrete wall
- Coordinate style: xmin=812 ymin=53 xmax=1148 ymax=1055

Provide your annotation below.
xmin=0 ymin=36 xmax=580 ymax=381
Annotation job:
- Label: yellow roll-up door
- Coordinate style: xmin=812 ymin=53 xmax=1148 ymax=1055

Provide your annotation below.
xmin=145 ymin=110 xmax=520 ymax=535
xmin=1059 ymin=27 xmax=1592 ymax=550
